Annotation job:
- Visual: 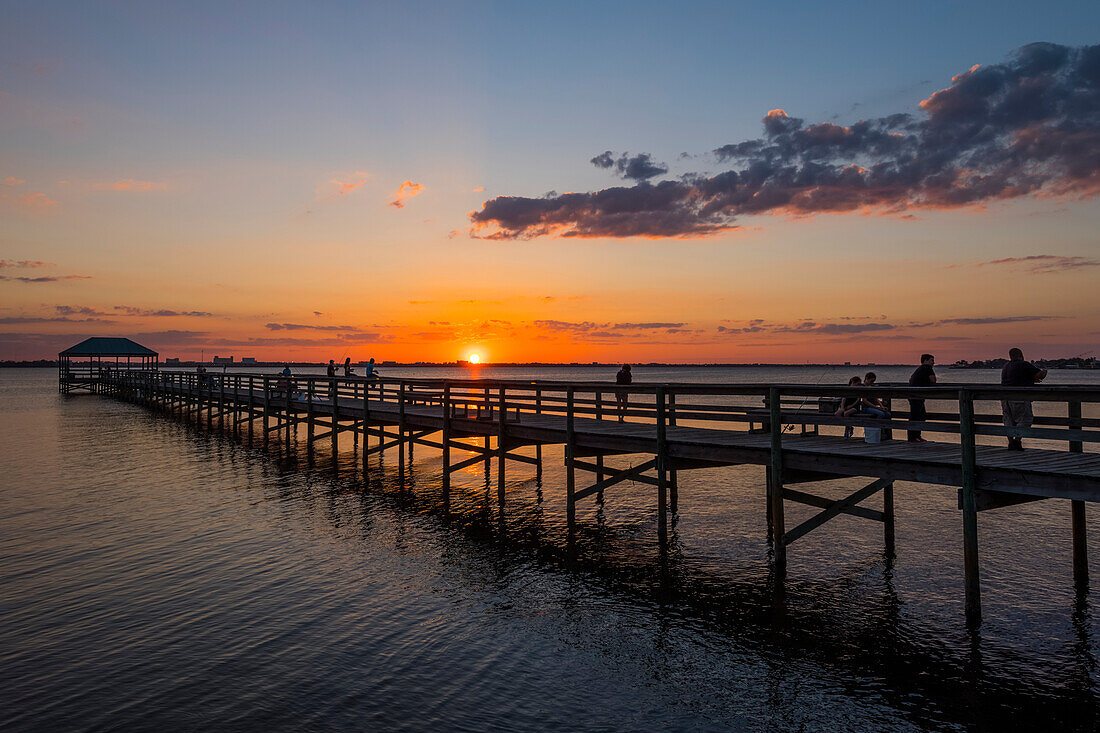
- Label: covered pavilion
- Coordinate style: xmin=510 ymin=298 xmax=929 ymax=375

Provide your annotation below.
xmin=59 ymin=337 xmax=158 ymax=394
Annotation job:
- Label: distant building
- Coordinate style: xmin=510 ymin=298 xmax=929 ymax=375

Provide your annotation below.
xmin=241 ymin=357 xmax=257 ymax=365
xmin=165 ymin=357 xmax=180 ymax=366
xmin=212 ymin=356 xmax=234 ymax=365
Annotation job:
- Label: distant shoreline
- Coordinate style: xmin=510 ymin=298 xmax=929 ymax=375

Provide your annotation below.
xmin=6 ymin=359 xmax=1095 ymax=369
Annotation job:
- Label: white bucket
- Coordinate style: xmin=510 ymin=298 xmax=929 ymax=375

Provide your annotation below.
xmin=865 ymin=427 xmax=882 ymax=444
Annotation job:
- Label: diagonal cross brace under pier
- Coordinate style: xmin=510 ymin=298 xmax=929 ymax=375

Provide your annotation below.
xmin=783 ymin=478 xmax=892 ymax=546
xmin=574 ymin=459 xmax=658 ymax=501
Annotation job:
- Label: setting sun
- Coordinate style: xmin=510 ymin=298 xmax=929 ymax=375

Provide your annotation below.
xmin=468 ymin=353 xmax=481 ymax=364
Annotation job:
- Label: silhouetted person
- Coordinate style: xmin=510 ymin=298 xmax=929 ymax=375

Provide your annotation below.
xmin=362 ymin=357 xmax=376 ymax=378
xmin=861 ymin=371 xmax=890 ymax=418
xmin=1001 ymin=347 xmax=1047 ymax=450
xmin=281 ymin=364 xmax=292 ymax=377
xmin=343 ymin=357 xmax=354 ymax=377
xmin=327 ymin=359 xmax=336 ymax=377
xmin=615 ymin=364 xmax=632 ymax=422
xmin=836 ymin=375 xmax=863 ymax=438
xmin=908 ymin=353 xmax=936 ymax=443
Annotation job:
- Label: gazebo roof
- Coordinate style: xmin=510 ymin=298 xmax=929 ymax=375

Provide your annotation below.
xmin=59 ymin=337 xmax=158 ymax=357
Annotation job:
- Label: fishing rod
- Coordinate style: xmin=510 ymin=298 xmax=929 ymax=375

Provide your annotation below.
xmin=782 ymin=362 xmax=840 ymax=433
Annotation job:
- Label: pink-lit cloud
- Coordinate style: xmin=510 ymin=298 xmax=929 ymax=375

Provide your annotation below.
xmin=389 ymin=180 xmax=424 ymax=208
xmin=333 ymin=177 xmax=367 ymax=195
xmin=17 ymin=192 xmax=56 ymax=210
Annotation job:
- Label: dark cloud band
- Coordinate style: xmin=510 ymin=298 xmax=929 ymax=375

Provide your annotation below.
xmin=470 ymin=43 xmax=1100 ymax=239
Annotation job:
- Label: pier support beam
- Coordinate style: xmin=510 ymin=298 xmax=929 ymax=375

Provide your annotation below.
xmin=656 ymin=386 xmax=669 ymax=547
xmin=883 ymin=481 xmax=896 ymax=558
xmin=497 ymin=387 xmax=506 ymax=507
xmin=959 ymin=390 xmax=982 ymax=627
xmin=566 ymin=388 xmax=576 ymax=534
xmin=1073 ymin=501 xmax=1088 ymax=588
xmin=668 ymin=392 xmax=678 ymax=514
xmin=767 ymin=387 xmax=786 ymax=574
xmin=1069 ymin=401 xmax=1088 ymax=587
xmin=442 ymin=384 xmax=451 ymax=507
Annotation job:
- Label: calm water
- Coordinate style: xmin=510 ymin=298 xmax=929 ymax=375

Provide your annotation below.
xmin=3 ymin=366 xmax=1099 ymax=731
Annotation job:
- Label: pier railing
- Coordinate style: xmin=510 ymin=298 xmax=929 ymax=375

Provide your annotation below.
xmin=108 ymin=371 xmax=1100 ymax=449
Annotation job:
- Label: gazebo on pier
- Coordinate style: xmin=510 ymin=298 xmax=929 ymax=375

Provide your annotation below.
xmin=59 ymin=337 xmax=159 ymax=394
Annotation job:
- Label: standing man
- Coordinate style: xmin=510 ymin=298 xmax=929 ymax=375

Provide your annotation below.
xmin=326 ymin=360 xmax=336 ymax=377
xmin=1000 ymin=347 xmax=1047 ymax=450
xmin=908 ymin=353 xmax=936 ymax=443
xmin=615 ymin=364 xmax=632 ymax=422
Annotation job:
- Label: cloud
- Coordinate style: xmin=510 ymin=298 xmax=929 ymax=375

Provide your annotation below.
xmin=17 ymin=192 xmax=56 ymax=210
xmin=264 ymin=322 xmax=363 ymax=331
xmin=0 ymin=274 xmax=90 ymax=282
xmin=3 ymin=177 xmax=24 ymax=186
xmin=717 ymin=315 xmax=1059 ymax=337
xmin=936 ymin=315 xmax=1057 ymax=325
xmin=0 ymin=316 xmax=115 ymax=324
xmin=90 ymin=179 xmax=167 ymax=192
xmin=612 ymin=322 xmax=686 ymax=329
xmin=333 ymin=177 xmax=367 ymax=195
xmin=390 ymin=180 xmax=424 ymax=208
xmin=537 ymin=295 xmax=586 ymax=302
xmin=0 ymin=259 xmax=55 ymax=269
xmin=471 ymin=42 xmax=1100 ymax=239
xmin=977 ymin=255 xmax=1100 ymax=273
xmin=533 ymin=320 xmax=608 ymax=333
xmin=721 ymin=321 xmax=899 ymax=335
xmin=407 ymin=300 xmax=434 ymax=305
xmin=113 ymin=305 xmax=214 ymax=317
xmin=590 ymin=151 xmax=669 ymax=181
xmin=56 ymin=305 xmax=109 ymax=316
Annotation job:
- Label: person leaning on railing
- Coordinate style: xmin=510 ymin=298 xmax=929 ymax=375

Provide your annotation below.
xmin=1001 ymin=347 xmax=1047 ymax=451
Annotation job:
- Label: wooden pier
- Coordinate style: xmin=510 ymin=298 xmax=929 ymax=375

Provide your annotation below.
xmin=76 ymin=369 xmax=1100 ymax=626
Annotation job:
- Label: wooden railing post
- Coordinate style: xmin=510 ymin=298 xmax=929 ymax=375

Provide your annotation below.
xmin=498 ymin=386 xmax=507 ymax=506
xmin=656 ymin=386 xmax=669 ymax=547
xmin=959 ymin=388 xmax=981 ymax=626
xmin=306 ymin=378 xmax=315 ymax=445
xmin=768 ymin=386 xmax=786 ymax=572
xmin=535 ymin=387 xmax=543 ymax=477
xmin=566 ymin=387 xmax=576 ymax=533
xmin=330 ymin=377 xmax=339 ymax=455
xmin=442 ymin=382 xmax=452 ymax=506
xmin=595 ymin=391 xmax=605 ymax=488
xmin=398 ymin=382 xmax=407 ymax=468
xmin=668 ymin=390 xmax=678 ymax=513
xmin=263 ymin=376 xmax=272 ymax=442
xmin=1069 ymin=400 xmax=1088 ymax=586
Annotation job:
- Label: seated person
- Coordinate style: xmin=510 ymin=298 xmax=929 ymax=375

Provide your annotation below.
xmin=859 ymin=371 xmax=891 ymax=418
xmin=835 ymin=376 xmax=863 ymax=438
